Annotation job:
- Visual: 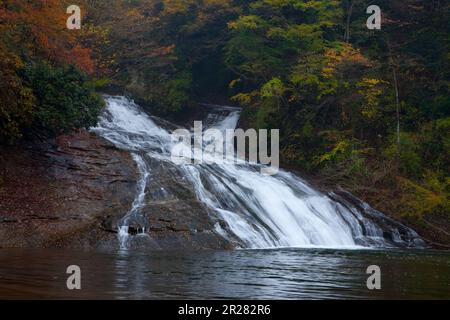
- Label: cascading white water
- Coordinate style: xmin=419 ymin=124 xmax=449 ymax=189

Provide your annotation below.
xmin=92 ymin=96 xmax=422 ymax=249
xmin=118 ymin=153 xmax=150 ymax=248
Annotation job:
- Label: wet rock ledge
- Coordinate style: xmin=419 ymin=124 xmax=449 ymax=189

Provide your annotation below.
xmin=0 ymin=131 xmax=138 ymax=249
xmin=0 ymin=131 xmax=233 ymax=250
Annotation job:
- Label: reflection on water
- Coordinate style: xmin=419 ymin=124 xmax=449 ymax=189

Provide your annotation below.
xmin=0 ymin=249 xmax=449 ymax=299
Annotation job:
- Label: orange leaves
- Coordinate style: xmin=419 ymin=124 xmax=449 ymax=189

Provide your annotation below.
xmin=1 ymin=0 xmax=95 ymax=74
xmin=151 ymin=44 xmax=176 ymax=58
xmin=69 ymin=46 xmax=95 ymax=74
xmin=322 ymin=43 xmax=372 ymax=78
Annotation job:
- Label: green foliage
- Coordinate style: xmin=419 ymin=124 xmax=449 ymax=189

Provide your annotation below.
xmin=161 ymin=71 xmax=193 ymax=114
xmin=0 ymin=49 xmax=35 ymax=144
xmin=435 ymin=118 xmax=450 ymax=158
xmin=318 ymin=140 xmax=353 ymax=165
xmin=0 ymin=0 xmax=106 ymax=144
xmin=398 ymin=174 xmax=450 ymax=218
xmin=23 ymin=63 xmax=104 ymax=135
xmin=85 ymin=0 xmax=241 ymax=115
xmin=72 ymin=0 xmax=449 ymax=241
xmin=260 ymin=78 xmax=285 ymax=99
xmin=385 ymin=133 xmax=422 ymax=178
xmin=2 ymin=0 xmax=444 ymax=226
xmin=87 ymin=78 xmax=112 ymax=89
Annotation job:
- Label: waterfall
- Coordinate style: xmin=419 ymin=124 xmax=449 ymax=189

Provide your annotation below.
xmin=118 ymin=153 xmax=150 ymax=248
xmin=92 ymin=96 xmax=424 ymax=249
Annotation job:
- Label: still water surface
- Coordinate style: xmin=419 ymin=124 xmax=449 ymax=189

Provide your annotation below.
xmin=0 ymin=248 xmax=449 ymax=299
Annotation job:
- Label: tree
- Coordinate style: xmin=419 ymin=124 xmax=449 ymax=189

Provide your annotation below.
xmin=23 ymin=63 xmax=104 ymax=135
xmin=0 ymin=0 xmax=95 ymax=73
xmin=0 ymin=48 xmax=35 ymax=144
xmin=0 ymin=0 xmax=104 ymax=143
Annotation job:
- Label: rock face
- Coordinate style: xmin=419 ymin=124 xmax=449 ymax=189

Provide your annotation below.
xmin=0 ymin=131 xmax=233 ymax=250
xmin=0 ymin=131 xmax=138 ymax=249
xmin=0 ymin=108 xmax=428 ymax=250
xmin=327 ymin=189 xmax=426 ymax=248
xmin=103 ymin=156 xmax=233 ymax=250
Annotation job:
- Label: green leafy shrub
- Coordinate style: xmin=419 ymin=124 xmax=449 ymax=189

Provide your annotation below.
xmin=161 ymin=71 xmax=192 ymax=114
xmin=0 ymin=49 xmax=35 ymax=144
xmin=398 ymin=174 xmax=450 ymax=218
xmin=385 ymin=133 xmax=422 ymax=178
xmin=23 ymin=63 xmax=104 ymax=135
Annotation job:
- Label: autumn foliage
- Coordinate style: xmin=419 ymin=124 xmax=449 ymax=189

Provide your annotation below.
xmin=0 ymin=0 xmax=102 ymax=143
xmin=0 ymin=0 xmax=448 ymax=243
xmin=0 ymin=0 xmax=94 ymax=73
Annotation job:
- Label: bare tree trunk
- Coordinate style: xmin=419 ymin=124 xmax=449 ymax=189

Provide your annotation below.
xmin=387 ymin=39 xmax=401 ymax=154
xmin=392 ymin=65 xmax=401 ymax=148
xmin=344 ymin=0 xmax=355 ymax=42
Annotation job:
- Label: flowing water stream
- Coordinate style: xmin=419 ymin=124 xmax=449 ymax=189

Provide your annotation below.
xmin=92 ymin=96 xmax=424 ymax=250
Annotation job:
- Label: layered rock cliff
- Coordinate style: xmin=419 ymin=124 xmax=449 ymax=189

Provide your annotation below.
xmin=0 ymin=131 xmax=137 ymax=249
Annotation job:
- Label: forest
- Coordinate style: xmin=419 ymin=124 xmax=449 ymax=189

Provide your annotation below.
xmin=0 ymin=0 xmax=449 ymax=246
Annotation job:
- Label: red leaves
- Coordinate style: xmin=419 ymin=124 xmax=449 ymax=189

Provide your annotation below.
xmin=69 ymin=46 xmax=95 ymax=74
xmin=1 ymin=0 xmax=95 ymax=74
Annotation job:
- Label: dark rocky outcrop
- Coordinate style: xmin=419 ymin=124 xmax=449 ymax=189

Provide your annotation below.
xmin=102 ymin=156 xmax=234 ymax=250
xmin=328 ymin=189 xmax=426 ymax=248
xmin=0 ymin=131 xmax=137 ymax=249
xmin=0 ymin=131 xmax=233 ymax=250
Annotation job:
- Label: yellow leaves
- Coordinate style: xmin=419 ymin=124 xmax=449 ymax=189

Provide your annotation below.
xmin=203 ymin=0 xmax=234 ymax=7
xmin=262 ymin=0 xmax=292 ymax=7
xmin=322 ymin=49 xmax=341 ymax=77
xmin=322 ymin=48 xmax=343 ymax=78
xmin=228 ymin=15 xmax=261 ymax=30
xmin=231 ymin=91 xmax=259 ymax=106
xmin=260 ymin=77 xmax=285 ymax=99
xmin=357 ymin=77 xmax=386 ymax=95
xmin=126 ymin=8 xmax=145 ymax=19
xmin=322 ymin=43 xmax=371 ymax=78
xmin=317 ymin=140 xmax=351 ymax=164
xmin=321 ymin=67 xmax=334 ymax=77
xmin=362 ymin=78 xmax=383 ymax=86
xmin=231 ymin=93 xmax=252 ymax=105
xmin=397 ymin=176 xmax=449 ymax=218
xmin=266 ymin=27 xmax=285 ymax=39
xmin=229 ymin=78 xmax=241 ymax=89
xmin=357 ymin=77 xmax=388 ymax=120
xmin=163 ymin=0 xmax=232 ymax=15
xmin=162 ymin=0 xmax=194 ymax=14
